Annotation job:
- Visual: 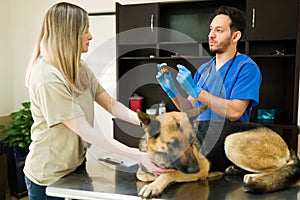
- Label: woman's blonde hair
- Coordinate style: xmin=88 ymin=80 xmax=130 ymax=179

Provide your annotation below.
xmin=26 ymin=2 xmax=89 ymax=93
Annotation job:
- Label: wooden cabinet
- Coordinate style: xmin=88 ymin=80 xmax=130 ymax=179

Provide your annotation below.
xmin=246 ymin=0 xmax=298 ymax=41
xmin=245 ymin=0 xmax=299 ymax=125
xmin=114 ymin=0 xmax=300 ymax=151
xmin=116 ymin=3 xmax=159 ymax=45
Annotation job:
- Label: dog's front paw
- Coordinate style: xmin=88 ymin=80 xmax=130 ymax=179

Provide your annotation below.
xmin=136 ymin=167 xmax=157 ymax=182
xmin=138 ymin=182 xmax=163 ymax=199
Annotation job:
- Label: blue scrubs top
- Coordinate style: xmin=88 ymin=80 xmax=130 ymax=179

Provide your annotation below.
xmin=194 ymin=54 xmax=262 ymax=122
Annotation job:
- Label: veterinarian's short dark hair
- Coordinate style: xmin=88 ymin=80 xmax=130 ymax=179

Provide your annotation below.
xmin=214 ymin=6 xmax=246 ymax=37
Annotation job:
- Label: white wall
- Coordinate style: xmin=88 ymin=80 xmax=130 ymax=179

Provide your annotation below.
xmin=84 ymin=15 xmax=116 ymax=139
xmin=0 ymin=0 xmax=186 ymax=114
xmin=0 ymin=0 xmax=116 ymax=116
xmin=0 ymin=0 xmax=13 ymax=114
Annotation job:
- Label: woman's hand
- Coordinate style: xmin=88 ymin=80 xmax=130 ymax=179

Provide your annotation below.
xmin=137 ymin=152 xmax=174 ymax=176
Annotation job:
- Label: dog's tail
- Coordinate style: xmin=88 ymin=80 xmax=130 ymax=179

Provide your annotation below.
xmin=244 ymin=149 xmax=300 ymax=193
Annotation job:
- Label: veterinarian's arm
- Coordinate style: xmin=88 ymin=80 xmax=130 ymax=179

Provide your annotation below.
xmin=156 ymin=64 xmax=179 ymax=98
xmin=197 ymin=90 xmax=250 ymax=121
xmin=176 ymin=64 xmax=202 ymax=98
xmin=155 ymin=63 xmax=195 ymax=111
xmin=175 ymin=64 xmax=250 ymax=121
xmin=171 ymin=93 xmax=195 ymax=111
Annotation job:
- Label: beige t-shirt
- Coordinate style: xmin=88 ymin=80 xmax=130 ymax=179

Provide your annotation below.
xmin=24 ymin=59 xmax=105 ymax=185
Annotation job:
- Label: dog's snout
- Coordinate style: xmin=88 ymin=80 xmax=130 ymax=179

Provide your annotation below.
xmin=173 ymin=156 xmax=200 ymax=174
xmin=185 ymin=158 xmax=200 ymax=173
xmin=187 ymin=162 xmax=200 ymax=173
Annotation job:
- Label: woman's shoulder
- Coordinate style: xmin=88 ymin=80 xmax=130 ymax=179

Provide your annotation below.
xmin=30 ymin=58 xmax=65 ymax=84
xmin=34 ymin=58 xmax=60 ymax=73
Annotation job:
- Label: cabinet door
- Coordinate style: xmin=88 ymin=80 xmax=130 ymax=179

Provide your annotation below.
xmin=116 ymin=3 xmax=159 ymax=44
xmin=246 ymin=0 xmax=298 ymax=40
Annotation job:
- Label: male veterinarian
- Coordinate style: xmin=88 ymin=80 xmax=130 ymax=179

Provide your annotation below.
xmin=157 ymin=6 xmax=262 ymax=122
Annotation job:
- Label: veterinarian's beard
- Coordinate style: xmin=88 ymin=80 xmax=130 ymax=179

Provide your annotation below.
xmin=209 ymin=37 xmax=231 ymax=54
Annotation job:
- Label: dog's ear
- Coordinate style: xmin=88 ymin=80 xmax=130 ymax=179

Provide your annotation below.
xmin=137 ymin=110 xmax=161 ymax=137
xmin=137 ymin=110 xmax=151 ymax=125
xmin=185 ymin=106 xmax=208 ymax=121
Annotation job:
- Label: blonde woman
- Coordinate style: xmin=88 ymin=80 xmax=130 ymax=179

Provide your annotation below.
xmin=24 ymin=3 xmax=170 ymax=199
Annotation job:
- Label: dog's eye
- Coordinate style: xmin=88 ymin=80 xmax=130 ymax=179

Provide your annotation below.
xmin=178 ymin=126 xmax=184 ymax=134
xmin=169 ymin=137 xmax=180 ymax=147
xmin=151 ymin=132 xmax=160 ymax=139
xmin=175 ymin=121 xmax=181 ymax=130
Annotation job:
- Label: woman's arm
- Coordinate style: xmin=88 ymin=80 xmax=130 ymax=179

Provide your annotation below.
xmin=94 ymin=91 xmax=140 ymax=125
xmin=63 ymin=116 xmax=171 ymax=174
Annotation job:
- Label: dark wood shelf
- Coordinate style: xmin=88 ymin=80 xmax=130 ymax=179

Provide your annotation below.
xmin=115 ymin=0 xmax=300 ymax=152
xmin=249 ymin=54 xmax=296 ymax=58
xmin=119 ymin=56 xmax=211 ymax=60
xmin=120 ymin=55 xmax=296 ymax=60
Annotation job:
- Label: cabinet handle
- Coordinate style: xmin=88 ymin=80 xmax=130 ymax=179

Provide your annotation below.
xmin=150 ymin=14 xmax=154 ymax=32
xmin=251 ymin=8 xmax=256 ymax=28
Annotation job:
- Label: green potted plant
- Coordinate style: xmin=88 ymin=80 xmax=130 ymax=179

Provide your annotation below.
xmin=0 ymin=101 xmax=33 ymax=198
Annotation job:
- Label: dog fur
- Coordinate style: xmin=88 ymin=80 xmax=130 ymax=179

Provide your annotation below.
xmin=136 ymin=107 xmax=300 ymax=198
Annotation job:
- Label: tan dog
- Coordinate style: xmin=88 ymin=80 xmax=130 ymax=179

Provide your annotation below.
xmin=136 ymin=107 xmax=300 ymax=199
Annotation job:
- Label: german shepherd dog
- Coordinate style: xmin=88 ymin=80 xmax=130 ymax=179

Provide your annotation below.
xmin=136 ymin=107 xmax=300 ymax=198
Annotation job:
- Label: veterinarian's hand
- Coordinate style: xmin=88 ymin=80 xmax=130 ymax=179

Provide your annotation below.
xmin=176 ymin=64 xmax=202 ymax=98
xmin=156 ymin=64 xmax=179 ymax=98
xmin=138 ymin=152 xmax=174 ymax=176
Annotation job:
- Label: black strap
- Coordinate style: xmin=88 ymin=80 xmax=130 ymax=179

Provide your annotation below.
xmin=218 ymin=51 xmax=238 ymax=97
